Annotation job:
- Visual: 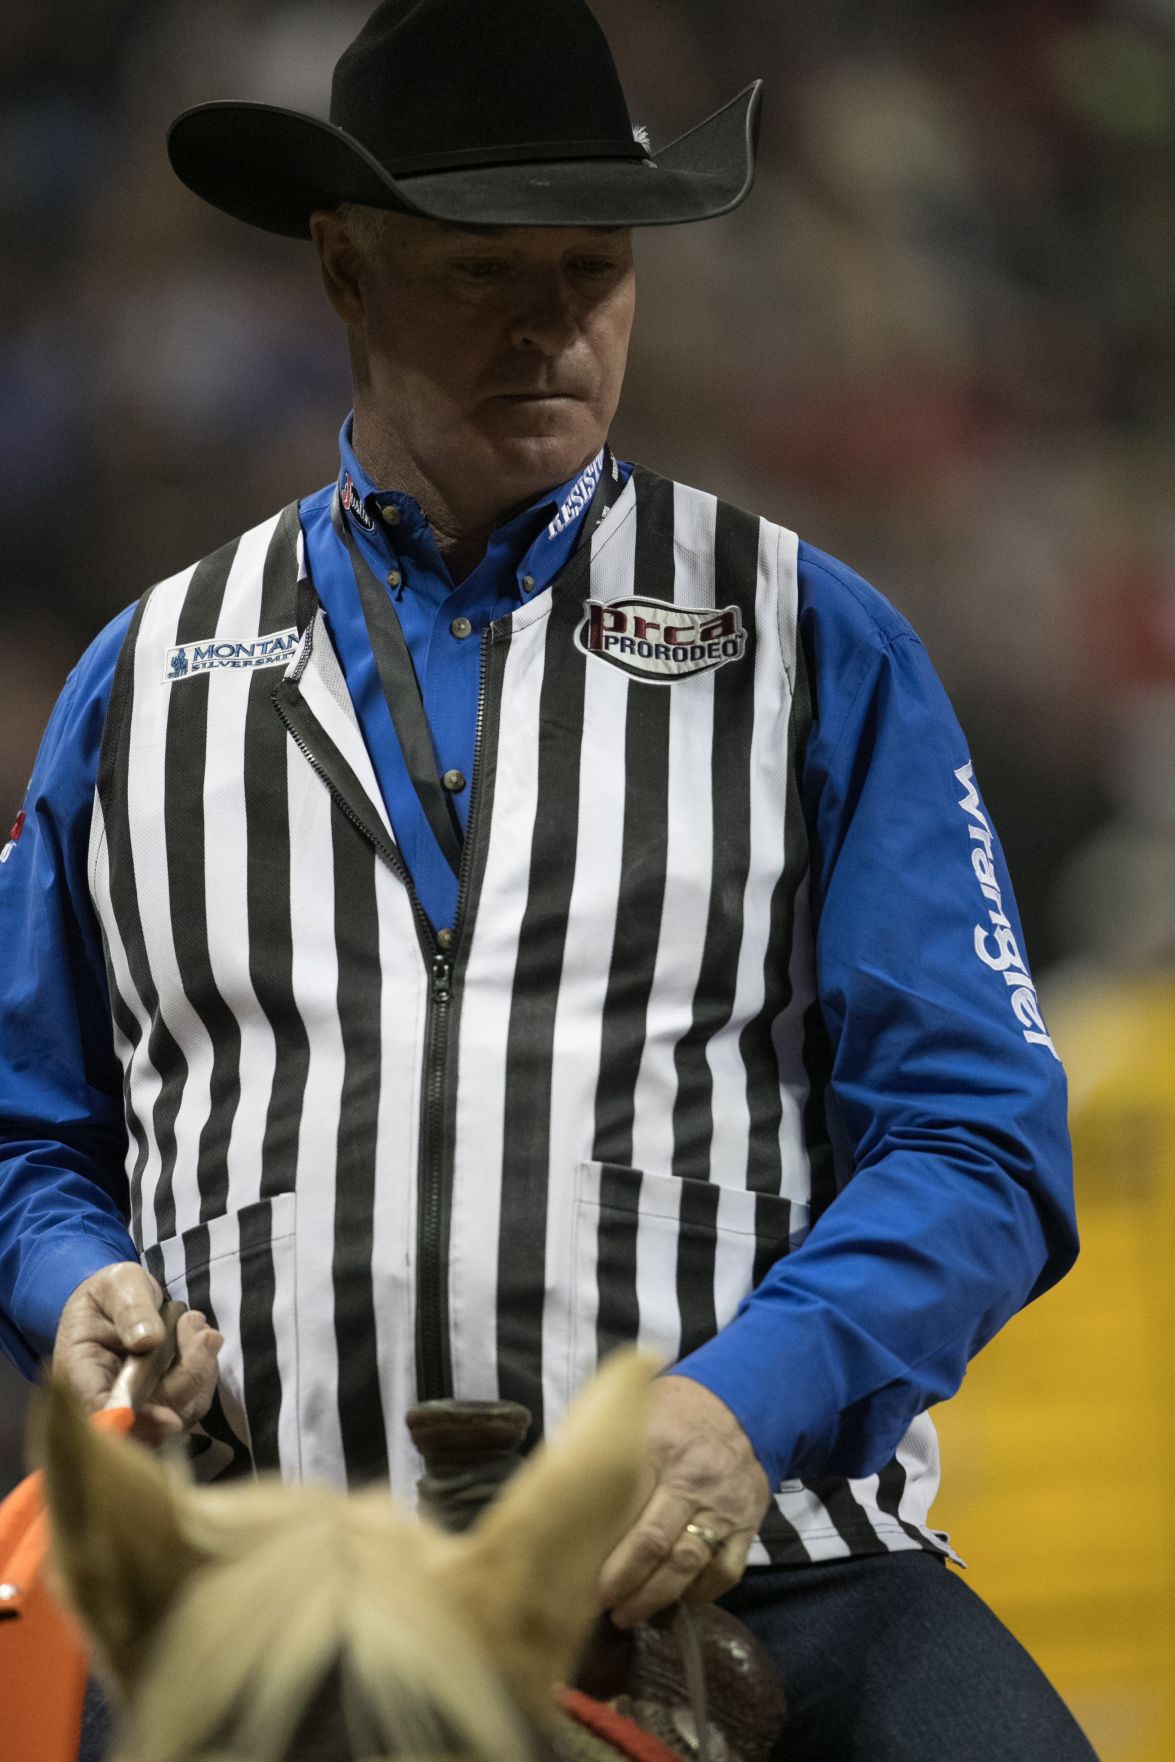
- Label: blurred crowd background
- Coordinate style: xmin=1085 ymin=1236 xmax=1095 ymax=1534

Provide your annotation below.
xmin=2 ymin=3 xmax=1173 ymax=1758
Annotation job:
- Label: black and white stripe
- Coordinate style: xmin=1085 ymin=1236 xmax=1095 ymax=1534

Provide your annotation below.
xmin=88 ymin=473 xmax=955 ymax=1564
xmin=240 ymin=508 xmax=308 ymax=1475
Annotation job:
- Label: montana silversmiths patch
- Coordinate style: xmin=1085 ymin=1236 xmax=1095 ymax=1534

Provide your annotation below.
xmin=164 ymin=628 xmax=299 ymax=683
xmin=575 ymin=596 xmax=747 ymax=683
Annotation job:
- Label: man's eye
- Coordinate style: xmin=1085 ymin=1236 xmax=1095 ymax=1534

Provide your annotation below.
xmin=454 ymin=260 xmax=505 ymax=280
xmin=572 ymin=259 xmax=621 ymax=277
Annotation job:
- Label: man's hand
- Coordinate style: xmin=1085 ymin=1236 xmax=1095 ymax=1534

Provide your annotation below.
xmin=596 ymin=1373 xmax=772 ymax=1628
xmin=52 ymin=1262 xmax=223 ymax=1448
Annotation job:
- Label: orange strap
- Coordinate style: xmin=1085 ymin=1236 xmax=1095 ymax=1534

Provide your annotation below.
xmin=0 ymin=1406 xmax=136 ymax=1762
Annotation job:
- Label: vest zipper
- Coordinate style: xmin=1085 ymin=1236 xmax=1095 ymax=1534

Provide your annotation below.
xmin=417 ymin=948 xmax=452 ymax=1399
xmin=415 ymin=625 xmax=491 ymax=1400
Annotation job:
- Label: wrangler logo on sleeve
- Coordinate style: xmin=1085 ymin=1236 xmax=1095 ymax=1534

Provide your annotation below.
xmin=955 ymin=761 xmax=1059 ymax=1060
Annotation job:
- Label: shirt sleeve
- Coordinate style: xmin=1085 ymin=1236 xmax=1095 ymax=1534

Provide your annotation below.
xmin=0 ymin=605 xmax=140 ymax=1376
xmin=676 ymin=544 xmax=1076 ymax=1490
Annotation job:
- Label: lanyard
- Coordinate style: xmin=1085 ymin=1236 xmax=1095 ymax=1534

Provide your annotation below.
xmin=326 ymin=455 xmax=626 ymax=877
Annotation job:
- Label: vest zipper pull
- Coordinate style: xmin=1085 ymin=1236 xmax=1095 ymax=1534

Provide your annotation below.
xmin=431 ymin=953 xmax=452 ymax=1001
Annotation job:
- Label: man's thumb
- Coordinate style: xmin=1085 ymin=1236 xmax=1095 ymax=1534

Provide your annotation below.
xmin=104 ymin=1266 xmax=164 ymax=1351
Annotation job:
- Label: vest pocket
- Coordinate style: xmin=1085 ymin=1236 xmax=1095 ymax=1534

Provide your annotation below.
xmin=569 ymin=1161 xmax=793 ymax=1404
xmin=141 ymin=1191 xmax=298 ymax=1478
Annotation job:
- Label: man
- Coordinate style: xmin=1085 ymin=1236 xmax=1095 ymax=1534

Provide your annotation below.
xmin=0 ymin=2 xmax=1095 ymax=1756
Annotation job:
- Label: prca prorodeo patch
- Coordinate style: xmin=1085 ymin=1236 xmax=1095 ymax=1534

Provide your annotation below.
xmin=575 ymin=596 xmax=747 ymax=683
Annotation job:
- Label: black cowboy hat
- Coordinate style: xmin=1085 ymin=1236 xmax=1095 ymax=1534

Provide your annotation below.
xmin=168 ymin=0 xmax=762 ymax=237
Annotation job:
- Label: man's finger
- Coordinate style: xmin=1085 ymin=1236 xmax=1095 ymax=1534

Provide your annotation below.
xmin=130 ymin=1319 xmax=222 ymax=1444
xmin=683 ymin=1532 xmax=753 ymax=1607
xmin=609 ymin=1521 xmax=728 ymax=1628
xmin=152 ymin=1316 xmax=223 ymax=1414
xmin=131 ymin=1403 xmax=187 ymax=1448
xmin=597 ymin=1484 xmax=697 ymax=1611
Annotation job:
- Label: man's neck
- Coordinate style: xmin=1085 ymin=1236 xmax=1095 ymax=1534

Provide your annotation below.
xmin=349 ymin=411 xmax=602 ymax=587
xmin=351 ymin=422 xmax=499 ymax=583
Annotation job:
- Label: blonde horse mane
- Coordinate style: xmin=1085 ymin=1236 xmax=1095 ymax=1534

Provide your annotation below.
xmin=118 ymin=1482 xmax=532 ymax=1762
xmin=37 ymin=1351 xmax=659 ymax=1762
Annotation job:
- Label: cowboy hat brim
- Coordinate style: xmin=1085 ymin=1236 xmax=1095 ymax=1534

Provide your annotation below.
xmin=167 ymin=82 xmax=762 ymax=237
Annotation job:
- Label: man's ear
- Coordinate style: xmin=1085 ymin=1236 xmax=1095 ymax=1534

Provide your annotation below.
xmin=32 ymin=1382 xmax=210 ymax=1689
xmin=308 ymin=210 xmax=367 ymax=326
xmin=434 ymin=1350 xmax=659 ymax=1721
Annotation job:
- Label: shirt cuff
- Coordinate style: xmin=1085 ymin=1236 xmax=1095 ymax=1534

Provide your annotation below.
xmin=12 ymin=1228 xmax=140 ymax=1362
xmin=669 ymin=1309 xmax=804 ymax=1492
xmin=672 ymin=1282 xmax=904 ymax=1493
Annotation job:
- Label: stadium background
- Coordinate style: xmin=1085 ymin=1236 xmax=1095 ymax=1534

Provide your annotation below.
xmin=2 ymin=3 xmax=1173 ymax=1756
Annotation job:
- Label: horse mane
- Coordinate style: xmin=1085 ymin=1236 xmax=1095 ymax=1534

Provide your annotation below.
xmin=41 ymin=1352 xmax=659 ymax=1762
xmin=115 ymin=1479 xmax=536 ymax=1762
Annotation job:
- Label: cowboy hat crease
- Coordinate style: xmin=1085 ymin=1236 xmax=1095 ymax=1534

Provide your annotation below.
xmin=167 ymin=0 xmax=763 ymax=236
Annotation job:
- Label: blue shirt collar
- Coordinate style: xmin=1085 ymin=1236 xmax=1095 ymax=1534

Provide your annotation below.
xmin=335 ymin=412 xmax=611 ymax=599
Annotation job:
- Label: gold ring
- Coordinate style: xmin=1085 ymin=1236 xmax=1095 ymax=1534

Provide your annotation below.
xmin=684 ymin=1520 xmax=722 ymax=1555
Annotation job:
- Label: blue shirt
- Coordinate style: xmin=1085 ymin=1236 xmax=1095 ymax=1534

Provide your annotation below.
xmin=0 ymin=431 xmax=1076 ymax=1490
xmin=304 ymin=418 xmax=626 ymax=932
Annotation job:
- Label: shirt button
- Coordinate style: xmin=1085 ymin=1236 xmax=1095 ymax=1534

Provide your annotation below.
xmin=521 ymin=574 xmax=536 ymax=593
xmin=437 ymin=927 xmax=457 ymax=951
xmin=450 ymin=617 xmax=473 ymax=639
xmin=381 ymin=505 xmax=401 ymax=526
xmin=387 ymin=570 xmax=402 ymax=589
xmin=442 ymin=769 xmax=467 ymax=794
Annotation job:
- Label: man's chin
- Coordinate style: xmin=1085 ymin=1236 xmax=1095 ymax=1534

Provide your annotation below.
xmin=477 ymin=414 xmax=603 ymax=495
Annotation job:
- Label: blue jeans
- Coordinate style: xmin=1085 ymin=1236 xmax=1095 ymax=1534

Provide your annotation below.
xmin=79 ymin=1553 xmax=1099 ymax=1762
xmin=721 ymin=1552 xmax=1100 ymax=1761
xmin=78 ymin=1678 xmax=113 ymax=1762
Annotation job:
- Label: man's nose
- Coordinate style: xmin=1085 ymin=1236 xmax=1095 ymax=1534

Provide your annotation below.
xmin=508 ymin=278 xmax=581 ymax=354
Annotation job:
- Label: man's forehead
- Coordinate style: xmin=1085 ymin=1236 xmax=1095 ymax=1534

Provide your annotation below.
xmin=435 ymin=222 xmax=628 ymax=239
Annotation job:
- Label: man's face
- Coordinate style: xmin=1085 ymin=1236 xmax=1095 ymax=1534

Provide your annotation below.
xmin=317 ymin=212 xmax=635 ymax=518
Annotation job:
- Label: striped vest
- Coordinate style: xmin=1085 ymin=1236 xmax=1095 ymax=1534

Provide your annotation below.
xmin=88 ymin=466 xmax=953 ymax=1567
